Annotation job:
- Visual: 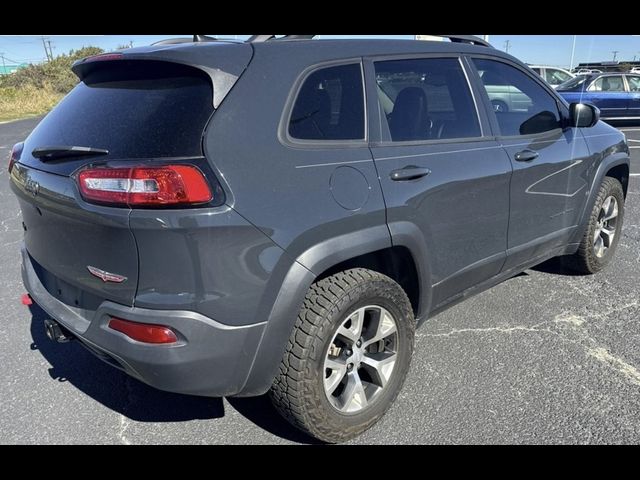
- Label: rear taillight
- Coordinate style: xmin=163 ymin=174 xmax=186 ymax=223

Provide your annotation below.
xmin=77 ymin=165 xmax=213 ymax=207
xmin=108 ymin=317 xmax=178 ymax=344
xmin=8 ymin=142 xmax=23 ymax=173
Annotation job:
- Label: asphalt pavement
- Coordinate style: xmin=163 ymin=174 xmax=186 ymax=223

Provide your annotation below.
xmin=1 ymin=117 xmax=639 ymax=444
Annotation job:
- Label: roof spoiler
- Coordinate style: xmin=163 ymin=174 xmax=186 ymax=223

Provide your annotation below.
xmin=246 ymin=34 xmax=492 ymax=47
xmin=151 ymin=35 xmax=218 ymax=46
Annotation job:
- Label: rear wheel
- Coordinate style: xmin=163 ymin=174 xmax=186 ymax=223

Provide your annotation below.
xmin=270 ymin=268 xmax=415 ymax=443
xmin=563 ymin=176 xmax=624 ymax=274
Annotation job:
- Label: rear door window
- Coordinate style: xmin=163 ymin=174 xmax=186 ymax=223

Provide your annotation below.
xmin=288 ymin=63 xmax=365 ymax=141
xmin=374 ymin=57 xmax=481 ymax=141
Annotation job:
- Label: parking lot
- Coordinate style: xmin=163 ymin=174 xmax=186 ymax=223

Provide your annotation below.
xmin=0 ymin=117 xmax=639 ymax=444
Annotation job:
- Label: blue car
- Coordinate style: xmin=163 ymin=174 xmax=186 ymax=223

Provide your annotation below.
xmin=557 ymin=73 xmax=640 ymax=120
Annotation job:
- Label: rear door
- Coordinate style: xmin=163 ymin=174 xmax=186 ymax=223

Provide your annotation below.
xmin=625 ymin=74 xmax=640 ymax=117
xmin=11 ymin=60 xmax=216 ymax=306
xmin=470 ymin=57 xmax=593 ymax=271
xmin=367 ymin=55 xmax=512 ymax=307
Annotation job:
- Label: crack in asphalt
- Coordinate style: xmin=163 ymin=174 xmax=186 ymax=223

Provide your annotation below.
xmin=420 ymin=301 xmax=640 ymax=388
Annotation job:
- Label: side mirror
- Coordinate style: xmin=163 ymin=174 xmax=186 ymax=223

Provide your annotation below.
xmin=568 ymin=103 xmax=600 ymax=128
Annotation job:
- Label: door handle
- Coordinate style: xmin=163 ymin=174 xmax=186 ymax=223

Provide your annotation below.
xmin=389 ymin=166 xmax=431 ymax=181
xmin=514 ymin=150 xmax=539 ymax=162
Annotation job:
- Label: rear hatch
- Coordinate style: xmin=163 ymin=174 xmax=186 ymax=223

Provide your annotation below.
xmin=10 ymin=53 xmax=233 ymax=306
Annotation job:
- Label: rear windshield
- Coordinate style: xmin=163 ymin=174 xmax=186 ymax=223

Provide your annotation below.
xmin=26 ymin=61 xmax=214 ymax=159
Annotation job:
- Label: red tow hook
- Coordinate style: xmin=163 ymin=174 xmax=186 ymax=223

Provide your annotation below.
xmin=21 ymin=293 xmax=33 ymax=306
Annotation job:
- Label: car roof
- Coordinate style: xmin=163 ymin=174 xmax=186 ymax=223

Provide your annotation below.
xmin=123 ymin=38 xmax=515 ymax=63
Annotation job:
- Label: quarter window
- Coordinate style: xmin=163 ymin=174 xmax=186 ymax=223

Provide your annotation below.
xmin=374 ymin=58 xmax=481 ymax=142
xmin=473 ymin=58 xmax=562 ymax=136
xmin=288 ymin=64 xmax=364 ymax=141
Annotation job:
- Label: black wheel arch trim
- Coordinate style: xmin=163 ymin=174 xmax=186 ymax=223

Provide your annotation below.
xmin=571 ymin=153 xmax=630 ymax=245
xmin=239 ymin=223 xmax=433 ymax=395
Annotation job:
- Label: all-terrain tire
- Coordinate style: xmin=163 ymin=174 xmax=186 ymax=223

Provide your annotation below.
xmin=563 ymin=176 xmax=625 ymax=274
xmin=269 ymin=268 xmax=415 ymax=443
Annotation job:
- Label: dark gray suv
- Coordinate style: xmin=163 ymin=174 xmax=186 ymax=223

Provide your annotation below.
xmin=9 ymin=35 xmax=630 ymax=443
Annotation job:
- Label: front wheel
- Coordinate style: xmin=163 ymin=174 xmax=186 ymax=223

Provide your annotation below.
xmin=270 ymin=268 xmax=415 ymax=443
xmin=563 ymin=176 xmax=625 ymax=274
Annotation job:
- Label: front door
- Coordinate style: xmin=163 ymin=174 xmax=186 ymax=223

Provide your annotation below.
xmin=471 ymin=57 xmax=594 ymax=271
xmin=368 ymin=56 xmax=512 ymax=307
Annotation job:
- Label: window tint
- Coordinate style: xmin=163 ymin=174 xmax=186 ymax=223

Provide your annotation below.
xmin=26 ymin=61 xmax=214 ymax=159
xmin=289 ymin=64 xmax=364 ymax=141
xmin=627 ymin=75 xmax=640 ymax=92
xmin=473 ymin=58 xmax=561 ymax=136
xmin=374 ymin=58 xmax=481 ymax=142
xmin=588 ymin=75 xmax=625 ymax=92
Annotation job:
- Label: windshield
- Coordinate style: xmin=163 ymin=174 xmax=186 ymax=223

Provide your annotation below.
xmin=557 ymin=75 xmax=589 ymax=91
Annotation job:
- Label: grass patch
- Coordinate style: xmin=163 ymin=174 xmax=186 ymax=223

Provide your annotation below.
xmin=0 ymin=85 xmax=63 ymax=122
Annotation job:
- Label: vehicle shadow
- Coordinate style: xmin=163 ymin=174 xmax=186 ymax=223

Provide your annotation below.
xmin=530 ymin=257 xmax=587 ymax=276
xmin=28 ymin=304 xmax=316 ymax=443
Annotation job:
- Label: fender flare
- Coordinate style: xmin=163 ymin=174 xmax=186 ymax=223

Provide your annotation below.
xmin=570 ymin=154 xmax=630 ymax=244
xmin=238 ymin=225 xmax=393 ymax=395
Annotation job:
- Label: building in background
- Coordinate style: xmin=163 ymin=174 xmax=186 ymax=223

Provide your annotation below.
xmin=0 ymin=63 xmax=27 ymax=76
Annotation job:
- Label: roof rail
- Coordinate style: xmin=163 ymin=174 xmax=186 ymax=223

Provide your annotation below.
xmin=436 ymin=35 xmax=492 ymax=47
xmin=247 ymin=35 xmax=316 ymax=43
xmin=151 ymin=35 xmax=217 ymax=46
xmin=245 ymin=34 xmax=492 ymax=47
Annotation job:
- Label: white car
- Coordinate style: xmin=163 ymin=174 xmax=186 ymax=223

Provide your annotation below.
xmin=631 ymin=67 xmax=640 ymax=74
xmin=529 ymin=65 xmax=575 ymax=89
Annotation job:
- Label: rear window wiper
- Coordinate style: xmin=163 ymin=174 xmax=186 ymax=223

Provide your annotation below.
xmin=32 ymin=145 xmax=109 ymax=161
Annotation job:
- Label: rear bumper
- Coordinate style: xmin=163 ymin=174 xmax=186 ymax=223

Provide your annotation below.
xmin=21 ymin=246 xmax=266 ymax=397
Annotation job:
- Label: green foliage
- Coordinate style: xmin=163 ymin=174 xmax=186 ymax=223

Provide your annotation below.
xmin=1 ymin=46 xmax=104 ymax=94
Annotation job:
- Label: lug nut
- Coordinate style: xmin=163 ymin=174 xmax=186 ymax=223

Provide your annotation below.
xmin=356 ymin=340 xmax=362 ymax=347
xmin=345 ymin=349 xmax=352 ymax=356
xmin=347 ymin=363 xmax=354 ymax=371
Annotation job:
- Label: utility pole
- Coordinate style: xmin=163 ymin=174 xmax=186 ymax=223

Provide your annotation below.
xmin=46 ymin=40 xmax=54 ymax=60
xmin=503 ymin=40 xmax=511 ymax=54
xmin=41 ymin=36 xmax=51 ymax=61
xmin=129 ymin=40 xmax=133 ymax=48
xmin=612 ymin=50 xmax=619 ymax=61
xmin=0 ymin=53 xmax=6 ymax=73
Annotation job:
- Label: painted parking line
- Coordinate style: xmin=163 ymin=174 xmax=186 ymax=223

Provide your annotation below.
xmin=631 ymin=173 xmax=640 ymax=177
xmin=628 ymin=139 xmax=640 ymax=143
xmin=620 ymin=128 xmax=640 ymax=132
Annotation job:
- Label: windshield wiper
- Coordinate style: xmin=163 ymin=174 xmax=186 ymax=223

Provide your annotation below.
xmin=32 ymin=145 xmax=109 ymax=161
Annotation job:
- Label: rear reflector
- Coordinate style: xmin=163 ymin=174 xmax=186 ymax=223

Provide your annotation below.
xmin=21 ymin=293 xmax=33 ymax=306
xmin=108 ymin=317 xmax=178 ymax=344
xmin=77 ymin=165 xmax=213 ymax=207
